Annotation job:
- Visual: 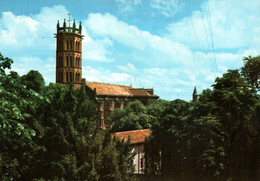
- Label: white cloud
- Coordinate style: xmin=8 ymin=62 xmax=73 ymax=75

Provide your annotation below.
xmin=166 ymin=0 xmax=260 ymax=51
xmin=174 ymin=88 xmax=182 ymax=93
xmin=82 ymin=66 xmax=134 ymax=85
xmin=115 ymin=0 xmax=142 ymax=15
xmin=117 ymin=63 xmax=136 ymax=73
xmin=85 ymin=13 xmax=195 ymax=67
xmin=0 ymin=5 xmax=68 ymax=56
xmin=83 ymin=36 xmax=114 ymax=62
xmin=151 ymin=0 xmax=184 ymax=17
xmin=1 ymin=1 xmax=259 ymax=101
xmin=0 ymin=12 xmax=39 ymax=47
xmin=84 ymin=12 xmax=254 ymax=100
xmin=85 ymin=13 xmax=147 ymax=50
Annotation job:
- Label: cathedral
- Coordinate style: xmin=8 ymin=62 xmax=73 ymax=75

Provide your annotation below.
xmin=55 ymin=18 xmax=159 ymax=128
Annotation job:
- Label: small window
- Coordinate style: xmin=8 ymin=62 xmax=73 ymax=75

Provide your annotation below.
xmin=78 ymin=73 xmax=80 ymax=82
xmin=61 ymin=56 xmax=63 ymax=67
xmin=66 ymin=72 xmax=69 ymax=82
xmin=66 ymin=56 xmax=69 ymax=66
xmin=70 ymin=56 xmax=73 ymax=66
xmin=70 ymin=72 xmax=73 ymax=82
xmin=61 ymin=72 xmax=63 ymax=82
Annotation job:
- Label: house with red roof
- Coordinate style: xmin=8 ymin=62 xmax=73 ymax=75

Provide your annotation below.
xmin=114 ymin=129 xmax=152 ymax=174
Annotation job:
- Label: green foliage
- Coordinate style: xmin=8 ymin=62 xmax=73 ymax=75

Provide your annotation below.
xmin=0 ymin=53 xmax=134 ymax=180
xmin=0 ymin=53 xmax=46 ymax=180
xmin=241 ymin=55 xmax=260 ymax=90
xmin=109 ymin=100 xmax=153 ymax=132
xmin=20 ymin=70 xmax=45 ymax=93
xmin=144 ymin=57 xmax=260 ymax=180
xmin=0 ymin=52 xmax=13 ymax=74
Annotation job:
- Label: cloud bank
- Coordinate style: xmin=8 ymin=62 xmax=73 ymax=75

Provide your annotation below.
xmin=0 ymin=0 xmax=259 ymax=100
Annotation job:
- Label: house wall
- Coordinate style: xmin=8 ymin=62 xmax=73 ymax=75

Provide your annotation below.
xmin=131 ymin=144 xmax=145 ymax=174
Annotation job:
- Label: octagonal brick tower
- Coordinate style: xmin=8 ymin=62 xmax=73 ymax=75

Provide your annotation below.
xmin=55 ymin=17 xmax=84 ymax=89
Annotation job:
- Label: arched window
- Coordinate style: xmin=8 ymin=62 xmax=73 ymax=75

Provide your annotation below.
xmin=66 ymin=56 xmax=69 ymax=66
xmin=59 ymin=72 xmax=62 ymax=82
xmin=70 ymin=40 xmax=73 ymax=50
xmin=58 ymin=57 xmax=60 ymax=67
xmin=70 ymin=72 xmax=73 ymax=82
xmin=70 ymin=56 xmax=73 ymax=66
xmin=66 ymin=72 xmax=69 ymax=82
xmin=60 ymin=56 xmax=63 ymax=67
xmin=66 ymin=40 xmax=69 ymax=50
xmin=61 ymin=40 xmax=63 ymax=50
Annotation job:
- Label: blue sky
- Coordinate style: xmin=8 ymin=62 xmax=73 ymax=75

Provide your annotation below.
xmin=1 ymin=0 xmax=260 ymax=100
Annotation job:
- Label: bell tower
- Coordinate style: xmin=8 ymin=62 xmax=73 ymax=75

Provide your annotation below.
xmin=55 ymin=14 xmax=84 ymax=89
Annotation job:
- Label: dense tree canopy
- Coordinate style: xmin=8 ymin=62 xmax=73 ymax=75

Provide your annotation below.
xmin=109 ymin=100 xmax=152 ymax=132
xmin=144 ymin=56 xmax=260 ymax=181
xmin=241 ymin=55 xmax=260 ymax=90
xmin=1 ymin=52 xmax=259 ymax=181
xmin=0 ymin=53 xmax=134 ymax=180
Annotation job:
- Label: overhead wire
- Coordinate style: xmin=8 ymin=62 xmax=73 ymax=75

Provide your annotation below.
xmin=200 ymin=0 xmax=218 ymax=78
xmin=200 ymin=9 xmax=215 ymax=76
xmin=189 ymin=17 xmax=211 ymax=76
xmin=205 ymin=0 xmax=218 ymax=77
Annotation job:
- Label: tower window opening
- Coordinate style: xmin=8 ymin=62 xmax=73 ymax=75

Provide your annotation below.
xmin=66 ymin=72 xmax=69 ymax=82
xmin=70 ymin=40 xmax=73 ymax=50
xmin=60 ymin=72 xmax=63 ymax=82
xmin=70 ymin=72 xmax=73 ymax=82
xmin=67 ymin=40 xmax=69 ymax=50
xmin=70 ymin=56 xmax=73 ymax=66
xmin=60 ymin=56 xmax=63 ymax=67
xmin=58 ymin=57 xmax=60 ymax=67
xmin=66 ymin=56 xmax=69 ymax=66
xmin=61 ymin=40 xmax=63 ymax=50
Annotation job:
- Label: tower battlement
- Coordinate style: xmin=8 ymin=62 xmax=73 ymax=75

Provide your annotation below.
xmin=56 ymin=19 xmax=83 ymax=35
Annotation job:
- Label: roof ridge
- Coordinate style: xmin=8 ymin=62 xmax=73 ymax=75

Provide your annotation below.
xmin=129 ymin=88 xmax=153 ymax=90
xmin=87 ymin=81 xmax=132 ymax=87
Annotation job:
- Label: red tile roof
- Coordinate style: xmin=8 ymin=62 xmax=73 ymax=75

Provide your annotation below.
xmin=87 ymin=82 xmax=132 ymax=96
xmin=113 ymin=129 xmax=151 ymax=145
xmin=86 ymin=82 xmax=158 ymax=98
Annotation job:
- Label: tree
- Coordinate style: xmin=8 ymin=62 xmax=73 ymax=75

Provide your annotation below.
xmin=0 ymin=53 xmax=46 ymax=180
xmin=109 ymin=100 xmax=152 ymax=132
xmin=211 ymin=69 xmax=257 ymax=180
xmin=0 ymin=53 xmax=135 ymax=180
xmin=20 ymin=70 xmax=45 ymax=93
xmin=241 ymin=55 xmax=260 ymax=90
xmin=145 ymin=68 xmax=259 ymax=180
